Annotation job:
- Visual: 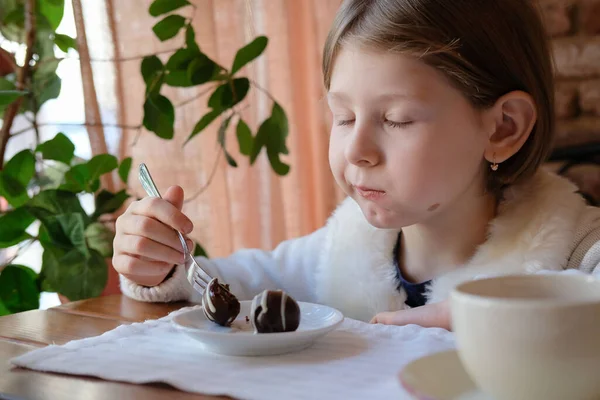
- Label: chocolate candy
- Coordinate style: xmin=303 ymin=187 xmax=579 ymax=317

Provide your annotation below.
xmin=202 ymin=278 xmax=240 ymax=327
xmin=250 ymin=290 xmax=300 ymax=333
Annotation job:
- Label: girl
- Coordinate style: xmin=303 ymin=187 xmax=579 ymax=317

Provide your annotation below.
xmin=113 ymin=0 xmax=600 ymax=330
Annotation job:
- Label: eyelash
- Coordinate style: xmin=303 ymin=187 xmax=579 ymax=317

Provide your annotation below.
xmin=335 ymin=119 xmax=412 ymax=128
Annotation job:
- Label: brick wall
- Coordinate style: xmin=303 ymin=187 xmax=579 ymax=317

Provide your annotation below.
xmin=540 ymin=0 xmax=600 ymax=204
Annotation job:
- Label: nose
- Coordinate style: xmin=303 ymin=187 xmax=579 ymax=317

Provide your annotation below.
xmin=344 ymin=121 xmax=381 ymax=167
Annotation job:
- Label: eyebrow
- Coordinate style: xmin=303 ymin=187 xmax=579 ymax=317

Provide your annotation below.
xmin=327 ymin=91 xmax=411 ymax=102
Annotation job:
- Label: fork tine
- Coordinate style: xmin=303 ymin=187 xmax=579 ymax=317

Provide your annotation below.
xmin=192 ymin=261 xmax=214 ymax=285
xmin=193 ymin=276 xmax=207 ymax=291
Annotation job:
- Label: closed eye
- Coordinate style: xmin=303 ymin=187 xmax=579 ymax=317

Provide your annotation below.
xmin=386 ymin=120 xmax=413 ymax=128
xmin=336 ymin=119 xmax=355 ymax=127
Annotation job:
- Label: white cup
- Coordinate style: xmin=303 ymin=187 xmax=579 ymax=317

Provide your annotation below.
xmin=450 ymin=273 xmax=600 ymax=400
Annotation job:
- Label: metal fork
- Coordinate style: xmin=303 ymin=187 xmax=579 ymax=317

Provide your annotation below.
xmin=138 ymin=163 xmax=214 ymax=295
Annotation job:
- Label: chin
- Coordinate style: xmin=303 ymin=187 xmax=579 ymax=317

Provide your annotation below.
xmin=358 ymin=201 xmax=408 ymax=229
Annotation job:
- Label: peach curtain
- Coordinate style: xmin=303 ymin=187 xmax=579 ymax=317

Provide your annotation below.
xmin=100 ymin=0 xmax=345 ymax=257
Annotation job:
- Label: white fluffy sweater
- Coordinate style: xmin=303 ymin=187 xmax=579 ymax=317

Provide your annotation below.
xmin=120 ymin=170 xmax=600 ymax=322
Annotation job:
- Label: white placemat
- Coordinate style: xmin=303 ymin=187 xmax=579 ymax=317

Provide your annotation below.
xmin=11 ymin=305 xmax=455 ymax=400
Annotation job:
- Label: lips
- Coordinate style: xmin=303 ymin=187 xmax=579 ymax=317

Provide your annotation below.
xmin=354 ymin=185 xmax=386 ymax=201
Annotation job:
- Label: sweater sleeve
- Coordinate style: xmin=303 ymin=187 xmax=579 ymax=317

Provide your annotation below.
xmin=120 ymin=227 xmax=328 ymax=303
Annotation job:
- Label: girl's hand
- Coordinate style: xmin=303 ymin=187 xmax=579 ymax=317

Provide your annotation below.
xmin=370 ymin=299 xmax=451 ymax=330
xmin=112 ymin=186 xmax=194 ymax=287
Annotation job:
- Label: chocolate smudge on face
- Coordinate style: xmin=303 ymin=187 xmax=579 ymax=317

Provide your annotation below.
xmin=428 ymin=203 xmax=440 ymax=212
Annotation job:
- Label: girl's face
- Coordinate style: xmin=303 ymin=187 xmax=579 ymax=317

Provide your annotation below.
xmin=328 ymin=45 xmax=491 ymax=229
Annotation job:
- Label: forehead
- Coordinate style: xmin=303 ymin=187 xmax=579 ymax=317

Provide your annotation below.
xmin=328 ymin=45 xmax=453 ymax=102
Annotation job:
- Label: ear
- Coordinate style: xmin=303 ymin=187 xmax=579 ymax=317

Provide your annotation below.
xmin=483 ymin=91 xmax=537 ymax=165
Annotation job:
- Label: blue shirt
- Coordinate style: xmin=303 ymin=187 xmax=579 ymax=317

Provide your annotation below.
xmin=393 ymin=233 xmax=431 ymax=308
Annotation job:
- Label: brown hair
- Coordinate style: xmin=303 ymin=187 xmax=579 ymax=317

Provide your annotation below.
xmin=323 ymin=0 xmax=555 ymax=194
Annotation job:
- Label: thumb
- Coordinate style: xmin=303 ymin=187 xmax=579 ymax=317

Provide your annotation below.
xmin=163 ymin=185 xmax=185 ymax=210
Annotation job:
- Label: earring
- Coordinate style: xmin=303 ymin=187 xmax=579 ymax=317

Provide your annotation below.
xmin=490 ymin=153 xmax=499 ymax=171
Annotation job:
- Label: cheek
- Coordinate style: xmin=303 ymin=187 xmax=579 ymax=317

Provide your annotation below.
xmin=424 ymin=123 xmax=486 ymax=193
xmin=388 ymin=122 xmax=485 ymax=204
xmin=328 ymin=132 xmax=347 ymax=182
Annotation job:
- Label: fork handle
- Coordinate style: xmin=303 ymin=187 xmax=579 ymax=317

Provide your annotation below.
xmin=138 ymin=163 xmax=190 ymax=255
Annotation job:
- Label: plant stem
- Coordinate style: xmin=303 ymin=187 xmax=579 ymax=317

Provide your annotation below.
xmin=176 ymin=84 xmax=218 ymax=107
xmin=184 ymin=148 xmax=224 ymax=203
xmin=250 ymin=79 xmax=277 ymax=104
xmin=0 ymin=238 xmax=36 ymax=270
xmin=55 ymin=48 xmax=182 ymax=64
xmin=0 ymin=0 xmax=36 ymax=170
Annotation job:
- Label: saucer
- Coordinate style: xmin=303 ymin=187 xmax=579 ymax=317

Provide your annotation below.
xmin=400 ymin=350 xmax=490 ymax=400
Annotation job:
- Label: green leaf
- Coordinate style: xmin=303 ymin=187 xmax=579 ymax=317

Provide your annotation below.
xmin=35 ymin=72 xmax=61 ymax=111
xmin=187 ymin=55 xmax=218 ymax=85
xmin=236 ymin=119 xmax=253 ymax=156
xmin=143 ymin=95 xmax=175 ymax=139
xmin=5 ymin=150 xmax=36 ymax=187
xmin=0 ymin=174 xmax=28 ymax=207
xmin=38 ymin=224 xmax=52 ymax=246
xmin=118 ymin=157 xmax=132 ymax=184
xmin=36 ymin=132 xmax=75 ymax=165
xmin=152 ymin=14 xmax=186 ymax=42
xmin=224 ymin=152 xmax=238 ymax=168
xmin=56 ymin=213 xmax=88 ymax=257
xmin=0 ymin=78 xmax=16 ymax=93
xmin=250 ymin=102 xmax=290 ymax=175
xmin=90 ymin=179 xmax=100 ymax=193
xmin=164 ymin=70 xmax=193 ymax=87
xmin=269 ymin=102 xmax=289 ymax=154
xmin=165 ymin=48 xmax=194 ymax=70
xmin=0 ymin=150 xmax=35 ymax=207
xmin=193 ymin=241 xmax=209 ymax=258
xmin=231 ymin=36 xmax=268 ymax=75
xmin=54 ymin=33 xmax=77 ymax=52
xmin=186 ymin=109 xmax=221 ymax=144
xmin=0 ymin=207 xmax=35 ymax=248
xmin=61 ymin=163 xmax=89 ymax=192
xmin=35 ymin=57 xmax=61 ymax=81
xmin=0 ymin=2 xmax=26 ymax=43
xmin=207 ymin=78 xmax=250 ymax=112
xmin=92 ymin=189 xmax=129 ymax=220
xmin=84 ymin=222 xmax=114 ymax=258
xmin=164 ymin=48 xmax=195 ymax=87
xmin=27 ymin=190 xmax=88 ymax=226
xmin=185 ymin=25 xmax=200 ymax=54
xmin=41 ymin=246 xmax=107 ymax=300
xmin=0 ymin=299 xmax=10 ymax=316
xmin=38 ymin=0 xmax=65 ymax=30
xmin=216 ymin=115 xmax=237 ymax=168
xmin=141 ymin=56 xmax=164 ymax=94
xmin=0 ymin=79 xmax=18 ymax=117
xmin=0 ymin=265 xmax=40 ymax=314
xmin=61 ymin=155 xmax=117 ymax=193
xmin=141 ymin=56 xmax=164 ymax=83
xmin=0 ymin=90 xmax=25 ymax=106
xmin=87 ymin=154 xmax=118 ymax=182
xmin=149 ymin=0 xmax=191 ymax=17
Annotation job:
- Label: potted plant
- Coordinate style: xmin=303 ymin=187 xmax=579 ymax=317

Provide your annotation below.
xmin=0 ymin=0 xmax=289 ymax=315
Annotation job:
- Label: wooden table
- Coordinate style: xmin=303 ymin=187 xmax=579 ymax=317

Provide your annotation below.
xmin=0 ymin=295 xmax=227 ymax=400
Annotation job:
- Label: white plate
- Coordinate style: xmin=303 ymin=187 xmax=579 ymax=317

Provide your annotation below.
xmin=172 ymin=300 xmax=344 ymax=356
xmin=399 ymin=350 xmax=490 ymax=400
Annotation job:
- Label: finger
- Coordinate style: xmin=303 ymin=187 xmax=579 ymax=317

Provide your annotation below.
xmin=116 ymin=234 xmax=186 ymax=265
xmin=371 ymin=311 xmax=404 ymax=326
xmin=130 ymin=196 xmax=193 ymax=234
xmin=113 ymin=254 xmax=174 ymax=277
xmin=186 ymin=238 xmax=195 ymax=254
xmin=163 ymin=185 xmax=184 ymax=211
xmin=119 ymin=214 xmax=185 ymax=252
